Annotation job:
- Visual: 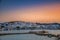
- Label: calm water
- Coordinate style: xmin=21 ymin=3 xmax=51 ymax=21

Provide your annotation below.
xmin=0 ymin=34 xmax=57 ymax=40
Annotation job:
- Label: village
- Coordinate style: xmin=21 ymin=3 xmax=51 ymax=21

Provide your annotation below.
xmin=0 ymin=21 xmax=60 ymax=31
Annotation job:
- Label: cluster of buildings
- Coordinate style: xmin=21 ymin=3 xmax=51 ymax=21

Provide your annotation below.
xmin=0 ymin=21 xmax=60 ymax=31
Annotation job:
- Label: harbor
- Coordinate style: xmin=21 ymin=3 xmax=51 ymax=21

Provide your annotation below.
xmin=0 ymin=30 xmax=60 ymax=37
xmin=0 ymin=30 xmax=60 ymax=40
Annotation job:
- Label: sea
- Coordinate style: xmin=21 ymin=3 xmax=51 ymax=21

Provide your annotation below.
xmin=0 ymin=34 xmax=58 ymax=40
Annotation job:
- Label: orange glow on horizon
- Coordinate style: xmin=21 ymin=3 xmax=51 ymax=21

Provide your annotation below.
xmin=0 ymin=3 xmax=60 ymax=23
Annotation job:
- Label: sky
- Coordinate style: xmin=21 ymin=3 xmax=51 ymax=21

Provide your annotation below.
xmin=0 ymin=0 xmax=60 ymax=23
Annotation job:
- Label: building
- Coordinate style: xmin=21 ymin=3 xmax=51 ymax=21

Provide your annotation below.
xmin=0 ymin=21 xmax=60 ymax=31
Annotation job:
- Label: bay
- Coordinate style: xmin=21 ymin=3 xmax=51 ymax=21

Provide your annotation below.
xmin=0 ymin=34 xmax=57 ymax=40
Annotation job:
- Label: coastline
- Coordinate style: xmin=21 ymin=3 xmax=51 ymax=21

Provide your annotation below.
xmin=0 ymin=30 xmax=60 ymax=40
xmin=0 ymin=30 xmax=60 ymax=36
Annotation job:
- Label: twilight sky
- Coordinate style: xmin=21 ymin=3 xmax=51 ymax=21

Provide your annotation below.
xmin=0 ymin=0 xmax=60 ymax=23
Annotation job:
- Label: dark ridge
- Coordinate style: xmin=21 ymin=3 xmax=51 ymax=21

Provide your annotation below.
xmin=36 ymin=23 xmax=60 ymax=25
xmin=0 ymin=21 xmax=60 ymax=25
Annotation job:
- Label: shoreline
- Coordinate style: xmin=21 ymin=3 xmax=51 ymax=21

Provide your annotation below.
xmin=0 ymin=30 xmax=60 ymax=37
xmin=0 ymin=30 xmax=60 ymax=40
xmin=0 ymin=30 xmax=60 ymax=34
